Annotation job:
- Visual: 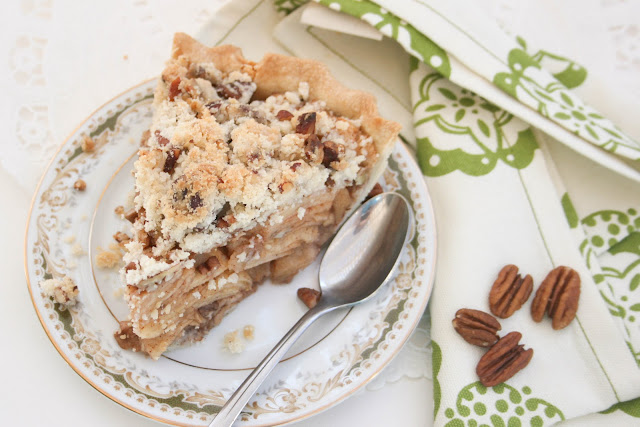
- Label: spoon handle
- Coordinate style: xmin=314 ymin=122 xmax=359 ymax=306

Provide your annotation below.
xmin=209 ymin=303 xmax=330 ymax=427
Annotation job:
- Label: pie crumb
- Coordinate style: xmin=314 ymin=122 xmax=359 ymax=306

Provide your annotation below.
xmin=114 ymin=205 xmax=125 ymax=216
xmin=96 ymin=247 xmax=122 ymax=268
xmin=243 ymin=325 xmax=255 ymax=341
xmin=40 ymin=276 xmax=79 ymax=305
xmin=71 ymin=243 xmax=85 ymax=256
xmin=223 ymin=330 xmax=245 ymax=354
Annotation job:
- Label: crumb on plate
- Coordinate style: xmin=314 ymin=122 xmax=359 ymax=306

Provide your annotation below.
xmin=40 ymin=276 xmax=79 ymax=305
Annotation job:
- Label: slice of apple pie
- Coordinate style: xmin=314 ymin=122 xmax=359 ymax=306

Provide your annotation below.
xmin=114 ymin=33 xmax=401 ymax=359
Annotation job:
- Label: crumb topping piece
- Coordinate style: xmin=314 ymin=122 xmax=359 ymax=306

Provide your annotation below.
xmin=40 ymin=276 xmax=79 ymax=305
xmin=96 ymin=246 xmax=122 ymax=268
xmin=223 ymin=330 xmax=245 ymax=354
xmin=129 ymin=54 xmax=376 ymax=270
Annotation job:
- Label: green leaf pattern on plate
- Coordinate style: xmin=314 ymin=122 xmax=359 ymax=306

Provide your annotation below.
xmin=413 ymin=69 xmax=537 ymax=176
xmin=442 ymin=382 xmax=564 ymax=427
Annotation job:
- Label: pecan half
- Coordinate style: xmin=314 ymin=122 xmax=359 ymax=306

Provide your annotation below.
xmin=453 ymin=308 xmax=501 ymax=347
xmin=296 ymin=112 xmax=316 ymax=134
xmin=489 ymin=264 xmax=533 ymax=319
xmin=297 ymin=287 xmax=321 ymax=309
xmin=531 ymin=266 xmax=580 ymax=330
xmin=476 ymin=331 xmax=533 ymax=387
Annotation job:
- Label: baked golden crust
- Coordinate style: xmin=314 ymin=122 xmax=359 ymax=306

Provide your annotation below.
xmin=172 ymin=32 xmax=254 ymax=75
xmin=253 ymin=53 xmax=401 ymax=156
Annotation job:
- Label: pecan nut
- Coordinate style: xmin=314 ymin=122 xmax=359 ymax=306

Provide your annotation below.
xmin=297 ymin=287 xmax=321 ymax=309
xmin=476 ymin=331 xmax=533 ymax=387
xmin=531 ymin=266 xmax=580 ymax=330
xmin=452 ymin=308 xmax=501 ymax=347
xmin=296 ymin=112 xmax=316 ymax=134
xmin=489 ymin=264 xmax=533 ymax=319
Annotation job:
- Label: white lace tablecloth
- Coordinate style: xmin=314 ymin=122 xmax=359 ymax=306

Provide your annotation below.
xmin=0 ymin=1 xmax=637 ymax=426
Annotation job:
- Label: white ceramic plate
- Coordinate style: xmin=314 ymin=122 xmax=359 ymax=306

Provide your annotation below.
xmin=24 ymin=80 xmax=437 ymax=426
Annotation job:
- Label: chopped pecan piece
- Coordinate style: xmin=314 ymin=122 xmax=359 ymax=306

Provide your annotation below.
xmin=297 ymin=287 xmax=321 ymax=309
xmin=190 ymin=193 xmax=203 ymax=210
xmin=154 ymin=130 xmax=170 ymax=146
xmin=124 ymin=208 xmax=138 ymax=223
xmin=215 ymin=81 xmax=250 ymax=100
xmin=531 ymin=266 xmax=580 ymax=330
xmin=476 ymin=332 xmax=533 ymax=387
xmin=290 ymin=162 xmax=301 ymax=171
xmin=453 ymin=308 xmax=501 ymax=347
xmin=163 ymin=148 xmax=181 ymax=174
xmin=276 ymin=110 xmax=294 ymax=121
xmin=304 ymin=134 xmax=324 ymax=164
xmin=325 ymin=176 xmax=335 ymax=188
xmin=113 ymin=231 xmax=131 ymax=246
xmin=489 ymin=264 xmax=533 ymax=319
xmin=322 ymin=140 xmax=344 ymax=168
xmin=168 ymin=77 xmax=181 ymax=101
xmin=124 ymin=261 xmax=137 ymax=272
xmin=365 ymin=183 xmax=384 ymax=201
xmin=73 ymin=179 xmax=86 ymax=191
xmin=114 ymin=321 xmax=142 ymax=352
xmin=296 ymin=112 xmax=316 ymax=134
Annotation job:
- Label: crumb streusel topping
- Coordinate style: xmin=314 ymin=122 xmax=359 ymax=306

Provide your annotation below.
xmin=124 ymin=55 xmax=376 ymax=286
xmin=40 ymin=276 xmax=79 ymax=305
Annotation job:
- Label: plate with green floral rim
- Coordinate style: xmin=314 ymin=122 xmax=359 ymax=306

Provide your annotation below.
xmin=24 ymin=79 xmax=437 ymax=426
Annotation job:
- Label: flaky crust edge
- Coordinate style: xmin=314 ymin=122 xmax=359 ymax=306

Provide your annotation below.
xmin=171 ymin=32 xmax=401 ymax=204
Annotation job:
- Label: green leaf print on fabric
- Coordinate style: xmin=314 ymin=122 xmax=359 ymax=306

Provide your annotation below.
xmin=442 ymin=382 xmax=564 ymax=426
xmin=601 ymin=397 xmax=640 ymax=418
xmin=577 ymin=208 xmax=640 ymax=367
xmin=514 ymin=36 xmax=588 ymax=89
xmin=609 ymin=232 xmax=640 ymax=257
xmin=316 ymin=0 xmax=451 ymax=77
xmin=561 ymin=193 xmax=579 ymax=229
xmin=274 ymin=0 xmax=309 ymax=14
xmin=582 ymin=209 xmax=640 ymax=254
xmin=432 ymin=340 xmax=443 ymax=418
xmin=414 ymin=71 xmax=537 ymax=176
xmin=494 ymin=45 xmax=640 ymax=159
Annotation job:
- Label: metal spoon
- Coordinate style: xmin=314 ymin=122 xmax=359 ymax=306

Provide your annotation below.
xmin=210 ymin=192 xmax=411 ymax=427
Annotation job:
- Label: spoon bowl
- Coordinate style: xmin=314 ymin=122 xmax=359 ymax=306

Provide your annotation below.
xmin=210 ymin=192 xmax=411 ymax=427
xmin=319 ymin=193 xmax=412 ymax=308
